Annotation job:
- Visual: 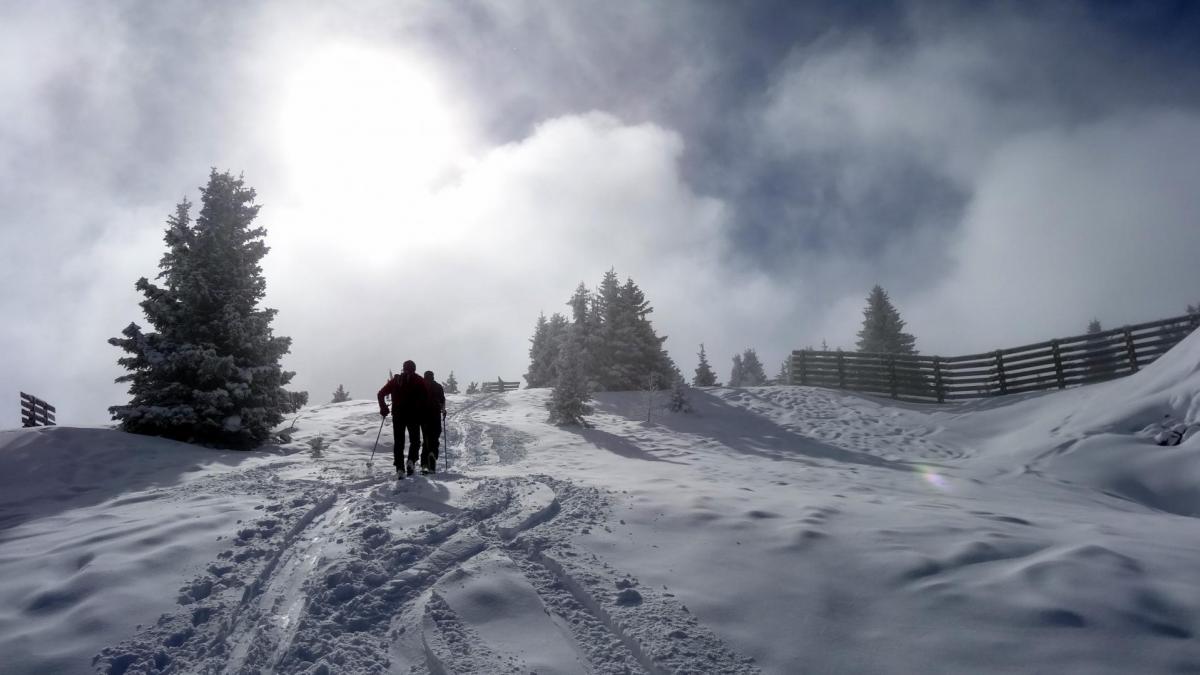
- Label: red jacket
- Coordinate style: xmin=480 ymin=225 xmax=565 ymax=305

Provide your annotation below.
xmin=378 ymin=372 xmax=429 ymax=417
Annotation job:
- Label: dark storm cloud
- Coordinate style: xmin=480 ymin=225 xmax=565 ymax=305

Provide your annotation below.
xmin=404 ymin=1 xmax=1200 ymax=284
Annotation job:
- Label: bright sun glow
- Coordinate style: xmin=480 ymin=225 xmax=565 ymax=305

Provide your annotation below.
xmin=276 ymin=43 xmax=471 ymax=255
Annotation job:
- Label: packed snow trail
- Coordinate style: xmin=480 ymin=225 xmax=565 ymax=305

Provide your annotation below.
xmin=91 ymin=397 xmax=757 ymax=674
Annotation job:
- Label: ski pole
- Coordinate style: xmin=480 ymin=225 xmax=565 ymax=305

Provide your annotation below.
xmin=368 ymin=416 xmax=385 ymax=470
xmin=443 ymin=409 xmax=449 ymax=470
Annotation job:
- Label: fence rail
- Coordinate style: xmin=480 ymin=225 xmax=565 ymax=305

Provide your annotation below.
xmin=481 ymin=379 xmax=521 ymax=394
xmin=20 ymin=392 xmax=56 ymax=427
xmin=789 ymin=313 xmax=1200 ymax=403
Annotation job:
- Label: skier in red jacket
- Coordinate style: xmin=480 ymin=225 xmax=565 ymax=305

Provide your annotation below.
xmin=378 ymin=360 xmax=429 ymax=479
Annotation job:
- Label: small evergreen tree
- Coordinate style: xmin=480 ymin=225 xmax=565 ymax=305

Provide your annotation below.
xmin=669 ymin=379 xmax=693 ymax=413
xmin=729 ymin=353 xmax=745 ymax=387
xmin=1084 ymin=318 xmax=1117 ymax=381
xmin=693 ymin=343 xmax=718 ymax=386
xmin=856 ymin=285 xmax=918 ymax=354
xmin=109 ymin=170 xmax=298 ymax=447
xmin=331 ymin=384 xmax=350 ymax=403
xmin=466 ymin=381 xmax=480 ymax=395
xmin=776 ymin=358 xmax=790 ymax=385
xmin=444 ymin=371 xmax=459 ymax=394
xmin=740 ymin=348 xmax=767 ymax=386
xmin=548 ymin=328 xmax=592 ymax=426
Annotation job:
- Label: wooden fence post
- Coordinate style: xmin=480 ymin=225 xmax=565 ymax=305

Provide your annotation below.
xmin=1124 ymin=327 xmax=1138 ymax=373
xmin=1051 ymin=340 xmax=1065 ymax=389
xmin=837 ymin=351 xmax=846 ymax=389
xmin=994 ymin=350 xmax=1007 ymax=395
xmin=933 ymin=356 xmax=944 ymax=403
xmin=888 ymin=355 xmax=898 ymax=399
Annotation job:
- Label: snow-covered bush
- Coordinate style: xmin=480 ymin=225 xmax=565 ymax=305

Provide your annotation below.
xmin=669 ymin=380 xmax=693 ymax=413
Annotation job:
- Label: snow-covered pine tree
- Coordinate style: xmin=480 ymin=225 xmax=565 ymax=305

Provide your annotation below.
xmin=546 ymin=313 xmax=569 ymax=382
xmin=466 ymin=382 xmax=479 ymax=395
xmin=615 ymin=277 xmax=676 ymax=390
xmin=729 ymin=353 xmax=745 ymax=387
xmin=524 ymin=313 xmax=553 ymax=387
xmin=740 ymin=348 xmax=768 ymax=386
xmin=855 ymin=285 xmax=918 ymax=354
xmin=526 ymin=312 xmax=571 ymax=388
xmin=548 ymin=327 xmax=593 ymax=426
xmin=109 ymin=170 xmax=298 ymax=448
xmin=444 ymin=371 xmax=459 ymax=394
xmin=592 ymin=269 xmax=624 ymax=390
xmin=331 ymin=384 xmax=350 ymax=403
xmin=567 ymin=282 xmax=597 ymax=386
xmin=693 ymin=343 xmax=718 ymax=386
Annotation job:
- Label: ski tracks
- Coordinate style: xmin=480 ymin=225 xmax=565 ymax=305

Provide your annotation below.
xmin=93 ymin=397 xmax=758 ymax=674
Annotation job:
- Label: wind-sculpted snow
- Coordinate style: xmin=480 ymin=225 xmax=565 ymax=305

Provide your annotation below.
xmin=8 ymin=348 xmax=1200 ymax=673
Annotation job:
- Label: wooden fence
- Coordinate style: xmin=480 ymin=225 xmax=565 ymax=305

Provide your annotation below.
xmin=20 ymin=392 xmax=56 ymax=427
xmin=789 ymin=313 xmax=1200 ymax=403
xmin=481 ymin=379 xmax=521 ymax=394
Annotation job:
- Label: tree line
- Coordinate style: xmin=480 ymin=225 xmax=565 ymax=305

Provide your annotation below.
xmin=110 ymin=171 xmax=1195 ymax=442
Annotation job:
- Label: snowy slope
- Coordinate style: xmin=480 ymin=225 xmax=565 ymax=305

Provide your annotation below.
xmin=3 ymin=333 xmax=1200 ymax=673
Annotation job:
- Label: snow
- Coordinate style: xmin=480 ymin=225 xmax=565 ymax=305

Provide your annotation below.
xmin=4 ymin=332 xmax=1200 ymax=673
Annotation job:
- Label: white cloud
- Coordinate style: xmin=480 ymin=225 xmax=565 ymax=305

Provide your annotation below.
xmin=263 ymin=111 xmax=786 ymax=404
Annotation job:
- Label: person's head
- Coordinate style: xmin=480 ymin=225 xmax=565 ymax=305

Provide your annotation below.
xmin=424 ymin=370 xmax=435 ymax=381
xmin=402 ymin=360 xmax=416 ymax=374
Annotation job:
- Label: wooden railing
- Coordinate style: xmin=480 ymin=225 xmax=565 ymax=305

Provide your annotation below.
xmin=20 ymin=392 xmax=56 ymax=427
xmin=789 ymin=313 xmax=1200 ymax=403
xmin=480 ymin=379 xmax=521 ymax=394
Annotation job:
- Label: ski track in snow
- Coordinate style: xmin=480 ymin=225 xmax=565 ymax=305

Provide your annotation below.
xmin=90 ymin=397 xmax=756 ymax=675
xmin=7 ymin=341 xmax=1200 ymax=674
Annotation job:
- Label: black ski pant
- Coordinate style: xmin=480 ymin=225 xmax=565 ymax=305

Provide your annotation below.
xmin=393 ymin=415 xmax=421 ymax=469
xmin=421 ymin=418 xmax=441 ymax=470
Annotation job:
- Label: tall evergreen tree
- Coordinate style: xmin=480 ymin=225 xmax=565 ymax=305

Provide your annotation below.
xmin=524 ymin=313 xmax=553 ymax=387
xmin=331 ymin=384 xmax=350 ymax=403
xmin=525 ymin=312 xmax=570 ymax=388
xmin=615 ymin=277 xmax=678 ymax=389
xmin=729 ymin=353 xmax=745 ymax=387
xmin=592 ymin=269 xmax=625 ymax=390
xmin=444 ymin=371 xmax=459 ymax=394
xmin=109 ymin=170 xmax=298 ymax=447
xmin=856 ymin=285 xmax=918 ymax=354
xmin=693 ymin=344 xmax=718 ymax=386
xmin=740 ymin=348 xmax=768 ymax=386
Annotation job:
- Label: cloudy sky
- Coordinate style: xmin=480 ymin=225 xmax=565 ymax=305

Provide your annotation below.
xmin=4 ymin=1 xmax=1200 ymax=427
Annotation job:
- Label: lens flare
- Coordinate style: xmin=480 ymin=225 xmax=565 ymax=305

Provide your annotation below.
xmin=919 ymin=465 xmax=951 ymax=492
